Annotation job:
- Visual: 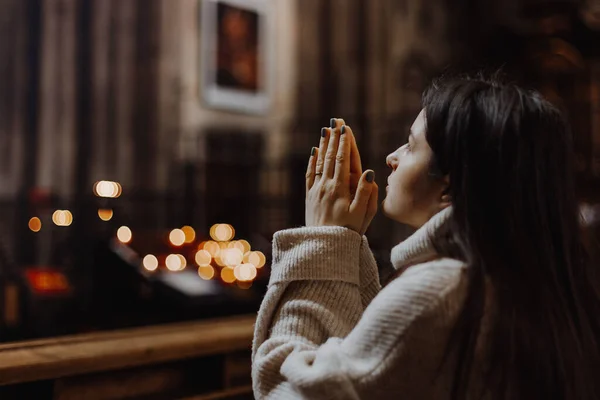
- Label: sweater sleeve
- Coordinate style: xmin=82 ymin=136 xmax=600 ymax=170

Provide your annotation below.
xmin=251 ymin=227 xmax=467 ymax=399
xmin=358 ymin=235 xmax=381 ymax=308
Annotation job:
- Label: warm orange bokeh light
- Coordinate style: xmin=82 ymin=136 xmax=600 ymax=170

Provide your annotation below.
xmin=247 ymin=251 xmax=266 ymax=268
xmin=143 ymin=255 xmax=159 ymax=271
xmin=195 ymin=249 xmax=212 ymax=267
xmin=166 ymin=254 xmax=185 ymax=271
xmin=222 ymin=248 xmax=244 ymax=267
xmin=169 ymin=229 xmax=186 ymax=246
xmin=211 ymin=224 xmax=234 ymax=242
xmin=198 ymin=265 xmax=215 ymax=280
xmin=234 ymin=263 xmax=257 ymax=281
xmin=93 ymin=181 xmax=122 ymax=198
xmin=221 ymin=267 xmax=236 ymax=283
xmin=238 ymin=239 xmax=251 ymax=253
xmin=177 ymin=254 xmax=187 ymax=269
xmin=203 ymin=241 xmax=221 ymax=257
xmin=214 ymin=255 xmax=226 ymax=267
xmin=98 ymin=208 xmax=113 ymax=221
xmin=26 ymin=270 xmax=70 ymax=293
xmin=256 ymin=251 xmax=266 ymax=268
xmin=52 ymin=210 xmax=73 ymax=227
xmin=181 ymin=225 xmax=196 ymax=243
xmin=28 ymin=217 xmax=42 ymax=232
xmin=117 ymin=226 xmax=132 ymax=243
xmin=229 ymin=240 xmax=246 ymax=253
xmin=51 ymin=210 xmax=62 ymax=226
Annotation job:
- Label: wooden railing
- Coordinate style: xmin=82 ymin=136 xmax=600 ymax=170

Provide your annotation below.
xmin=0 ymin=315 xmax=256 ymax=399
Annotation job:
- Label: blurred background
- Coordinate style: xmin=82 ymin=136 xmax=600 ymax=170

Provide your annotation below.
xmin=0 ymin=0 xmax=599 ymax=343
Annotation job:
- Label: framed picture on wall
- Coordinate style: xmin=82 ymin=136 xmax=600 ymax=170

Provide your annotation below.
xmin=200 ymin=0 xmax=273 ymax=114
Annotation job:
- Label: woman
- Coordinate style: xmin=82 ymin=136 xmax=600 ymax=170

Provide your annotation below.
xmin=251 ymin=76 xmax=600 ymax=399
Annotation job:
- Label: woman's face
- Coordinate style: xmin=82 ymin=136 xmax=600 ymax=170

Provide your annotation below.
xmin=382 ymin=109 xmax=449 ymax=228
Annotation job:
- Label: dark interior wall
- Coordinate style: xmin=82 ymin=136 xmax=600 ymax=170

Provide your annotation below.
xmin=291 ymin=0 xmax=600 ymax=254
xmin=1 ymin=0 xmax=599 ymax=255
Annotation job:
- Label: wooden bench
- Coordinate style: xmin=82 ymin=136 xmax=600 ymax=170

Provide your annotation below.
xmin=0 ymin=315 xmax=256 ymax=399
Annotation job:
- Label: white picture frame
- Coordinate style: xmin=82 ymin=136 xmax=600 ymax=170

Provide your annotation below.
xmin=200 ymin=0 xmax=273 ymax=115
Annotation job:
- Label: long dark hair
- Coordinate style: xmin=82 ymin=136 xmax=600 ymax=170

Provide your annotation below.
xmin=422 ymin=75 xmax=600 ymax=399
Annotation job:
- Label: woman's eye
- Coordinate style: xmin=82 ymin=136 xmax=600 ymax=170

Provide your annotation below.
xmin=404 ymin=142 xmax=411 ymax=152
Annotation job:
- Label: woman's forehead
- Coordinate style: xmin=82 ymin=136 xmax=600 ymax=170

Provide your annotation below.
xmin=410 ymin=109 xmax=427 ymax=140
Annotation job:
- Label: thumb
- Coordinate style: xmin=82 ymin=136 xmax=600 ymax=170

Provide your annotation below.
xmin=360 ymin=183 xmax=379 ymax=235
xmin=350 ymin=170 xmax=375 ymax=215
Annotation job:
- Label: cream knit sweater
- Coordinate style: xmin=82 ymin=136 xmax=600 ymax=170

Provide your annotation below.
xmin=252 ymin=208 xmax=476 ymax=399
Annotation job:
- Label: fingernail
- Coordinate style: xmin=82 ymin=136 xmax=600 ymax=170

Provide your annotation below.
xmin=321 ymin=128 xmax=327 ymax=137
xmin=366 ymin=171 xmax=374 ymax=183
xmin=341 ymin=125 xmax=346 ymax=135
xmin=311 ymin=147 xmax=316 ymax=156
xmin=330 ymin=118 xmax=336 ymax=129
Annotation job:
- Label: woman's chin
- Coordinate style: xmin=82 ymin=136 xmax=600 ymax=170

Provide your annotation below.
xmin=381 ymin=198 xmax=395 ymax=219
xmin=381 ymin=198 xmax=409 ymax=224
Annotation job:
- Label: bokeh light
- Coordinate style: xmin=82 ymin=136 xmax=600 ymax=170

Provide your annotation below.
xmin=198 ymin=265 xmax=215 ymax=280
xmin=234 ymin=263 xmax=257 ymax=281
xmin=211 ymin=224 xmax=234 ymax=242
xmin=246 ymin=251 xmax=266 ymax=268
xmin=93 ymin=181 xmax=122 ymax=198
xmin=229 ymin=240 xmax=246 ymax=253
xmin=169 ymin=229 xmax=185 ymax=246
xmin=166 ymin=254 xmax=184 ymax=271
xmin=182 ymin=225 xmax=196 ymax=243
xmin=117 ymin=226 xmax=132 ymax=243
xmin=221 ymin=267 xmax=236 ymax=283
xmin=52 ymin=210 xmax=73 ymax=227
xmin=203 ymin=241 xmax=221 ymax=257
xmin=177 ymin=254 xmax=187 ymax=269
xmin=28 ymin=217 xmax=42 ymax=232
xmin=222 ymin=248 xmax=244 ymax=267
xmin=143 ymin=255 xmax=159 ymax=271
xmin=195 ymin=249 xmax=212 ymax=267
xmin=98 ymin=209 xmax=113 ymax=221
xmin=238 ymin=239 xmax=251 ymax=253
xmin=214 ymin=255 xmax=226 ymax=267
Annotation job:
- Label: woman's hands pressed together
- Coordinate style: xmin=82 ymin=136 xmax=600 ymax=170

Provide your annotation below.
xmin=305 ymin=118 xmax=378 ymax=235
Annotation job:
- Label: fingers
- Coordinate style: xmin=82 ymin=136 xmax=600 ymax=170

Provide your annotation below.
xmin=350 ymin=128 xmax=362 ymax=178
xmin=350 ymin=170 xmax=376 ymax=215
xmin=315 ymin=127 xmax=330 ymax=178
xmin=333 ymin=125 xmax=352 ymax=186
xmin=360 ymin=182 xmax=379 ymax=235
xmin=339 ymin=125 xmax=362 ymax=196
xmin=306 ymin=147 xmax=318 ymax=193
xmin=323 ymin=118 xmax=345 ymax=179
xmin=330 ymin=118 xmax=346 ymax=130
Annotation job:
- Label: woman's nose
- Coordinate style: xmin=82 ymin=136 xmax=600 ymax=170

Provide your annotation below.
xmin=386 ymin=152 xmax=398 ymax=169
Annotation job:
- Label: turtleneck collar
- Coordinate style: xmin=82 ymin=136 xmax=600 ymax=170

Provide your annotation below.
xmin=390 ymin=206 xmax=453 ymax=272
